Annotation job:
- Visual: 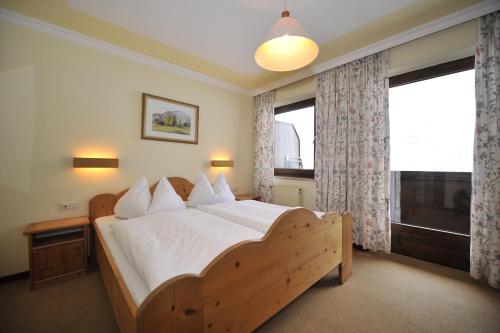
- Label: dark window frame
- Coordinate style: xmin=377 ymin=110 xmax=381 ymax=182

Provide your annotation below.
xmin=274 ymin=98 xmax=315 ymax=179
xmin=389 ymin=56 xmax=474 ymax=88
xmin=388 ymin=56 xmax=474 ymax=271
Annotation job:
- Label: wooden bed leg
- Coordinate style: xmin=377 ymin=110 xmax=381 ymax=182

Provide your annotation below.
xmin=339 ymin=213 xmax=352 ymax=284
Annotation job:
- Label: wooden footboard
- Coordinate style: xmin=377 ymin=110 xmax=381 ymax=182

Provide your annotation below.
xmin=90 ymin=178 xmax=352 ymax=333
xmin=136 ymin=208 xmax=352 ymax=333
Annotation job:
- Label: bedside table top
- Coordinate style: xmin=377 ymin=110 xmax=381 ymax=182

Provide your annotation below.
xmin=23 ymin=216 xmax=89 ymax=235
xmin=235 ymin=194 xmax=261 ymax=201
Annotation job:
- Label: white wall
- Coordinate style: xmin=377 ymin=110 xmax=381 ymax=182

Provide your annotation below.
xmin=0 ymin=21 xmax=254 ymax=277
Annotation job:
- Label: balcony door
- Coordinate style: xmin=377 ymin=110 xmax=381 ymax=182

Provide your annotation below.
xmin=389 ymin=57 xmax=475 ymax=270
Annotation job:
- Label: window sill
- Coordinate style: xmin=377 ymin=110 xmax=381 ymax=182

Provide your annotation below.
xmin=274 ymin=176 xmax=315 ymax=181
xmin=274 ymin=169 xmax=314 ymax=179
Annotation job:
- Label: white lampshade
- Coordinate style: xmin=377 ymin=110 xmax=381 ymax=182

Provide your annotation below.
xmin=255 ymin=11 xmax=319 ymax=72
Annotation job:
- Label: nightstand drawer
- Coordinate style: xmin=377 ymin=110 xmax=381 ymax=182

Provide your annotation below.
xmin=31 ymin=240 xmax=85 ymax=282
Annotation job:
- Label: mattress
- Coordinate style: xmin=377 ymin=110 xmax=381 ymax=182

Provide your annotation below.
xmin=197 ymin=200 xmax=324 ymax=234
xmin=95 ymin=215 xmax=149 ymax=306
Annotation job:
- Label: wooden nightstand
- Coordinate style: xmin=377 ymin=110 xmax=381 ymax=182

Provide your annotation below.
xmin=235 ymin=194 xmax=261 ymax=201
xmin=23 ymin=216 xmax=89 ymax=289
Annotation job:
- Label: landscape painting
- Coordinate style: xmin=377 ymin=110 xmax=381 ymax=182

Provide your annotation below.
xmin=141 ymin=93 xmax=199 ymax=144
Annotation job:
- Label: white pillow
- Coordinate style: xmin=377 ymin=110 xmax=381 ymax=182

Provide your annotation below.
xmin=213 ymin=172 xmax=235 ymax=201
xmin=114 ymin=176 xmax=152 ymax=219
xmin=147 ymin=176 xmax=185 ymax=214
xmin=187 ymin=173 xmax=234 ymax=207
xmin=187 ymin=173 xmax=218 ymax=207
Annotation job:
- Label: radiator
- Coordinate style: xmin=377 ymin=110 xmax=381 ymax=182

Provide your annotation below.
xmin=274 ymin=185 xmax=303 ymax=207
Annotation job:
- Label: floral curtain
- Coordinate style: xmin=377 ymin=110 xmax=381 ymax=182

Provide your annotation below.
xmin=315 ymin=51 xmax=391 ymax=253
xmin=470 ymin=11 xmax=500 ymax=289
xmin=254 ymin=91 xmax=275 ymax=203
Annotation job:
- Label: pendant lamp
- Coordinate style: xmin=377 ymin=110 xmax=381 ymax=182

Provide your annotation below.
xmin=255 ymin=3 xmax=319 ymax=72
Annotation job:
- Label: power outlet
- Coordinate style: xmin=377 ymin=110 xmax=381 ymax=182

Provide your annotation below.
xmin=59 ymin=202 xmax=79 ymax=211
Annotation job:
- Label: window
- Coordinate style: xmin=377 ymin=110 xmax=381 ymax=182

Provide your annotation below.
xmin=389 ymin=56 xmax=474 ymax=271
xmin=274 ymin=98 xmax=315 ymax=178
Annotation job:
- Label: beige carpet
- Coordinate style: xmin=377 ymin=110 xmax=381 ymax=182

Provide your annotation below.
xmin=1 ymin=250 xmax=499 ymax=333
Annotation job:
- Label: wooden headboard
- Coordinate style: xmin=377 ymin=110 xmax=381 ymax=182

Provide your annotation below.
xmin=89 ymin=177 xmax=194 ymax=223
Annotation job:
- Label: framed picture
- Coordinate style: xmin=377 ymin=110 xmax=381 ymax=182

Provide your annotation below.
xmin=141 ymin=93 xmax=199 ymax=144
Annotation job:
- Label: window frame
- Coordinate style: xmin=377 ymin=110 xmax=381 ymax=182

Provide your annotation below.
xmin=274 ymin=97 xmax=316 ymax=179
xmin=389 ymin=56 xmax=474 ymax=88
xmin=388 ymin=56 xmax=475 ymax=271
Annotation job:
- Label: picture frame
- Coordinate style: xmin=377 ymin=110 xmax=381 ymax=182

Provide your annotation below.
xmin=141 ymin=93 xmax=199 ymax=144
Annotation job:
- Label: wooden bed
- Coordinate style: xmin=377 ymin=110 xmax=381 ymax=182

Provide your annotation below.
xmin=89 ymin=177 xmax=352 ymax=333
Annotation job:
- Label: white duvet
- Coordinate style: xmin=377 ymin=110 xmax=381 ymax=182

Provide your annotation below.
xmin=197 ymin=200 xmax=324 ymax=234
xmin=110 ymin=209 xmax=263 ymax=293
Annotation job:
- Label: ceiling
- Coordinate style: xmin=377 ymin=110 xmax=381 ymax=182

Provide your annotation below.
xmin=66 ymin=0 xmax=418 ymax=75
xmin=0 ymin=0 xmax=489 ymax=91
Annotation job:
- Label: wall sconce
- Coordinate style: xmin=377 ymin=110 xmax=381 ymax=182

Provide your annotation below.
xmin=211 ymin=160 xmax=234 ymax=167
xmin=73 ymin=157 xmax=119 ymax=168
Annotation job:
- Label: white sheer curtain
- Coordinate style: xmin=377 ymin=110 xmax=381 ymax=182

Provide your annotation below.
xmin=254 ymin=91 xmax=275 ymax=203
xmin=315 ymin=51 xmax=391 ymax=253
xmin=390 ymin=171 xmax=401 ymax=224
xmin=470 ymin=11 xmax=500 ymax=288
